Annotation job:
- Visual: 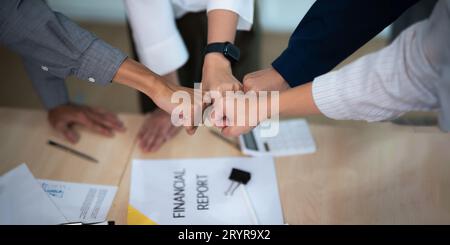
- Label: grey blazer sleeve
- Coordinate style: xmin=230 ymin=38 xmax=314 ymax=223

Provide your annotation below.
xmin=22 ymin=57 xmax=70 ymax=110
xmin=0 ymin=0 xmax=127 ymax=85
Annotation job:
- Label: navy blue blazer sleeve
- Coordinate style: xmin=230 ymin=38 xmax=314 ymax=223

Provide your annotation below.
xmin=272 ymin=0 xmax=419 ymax=87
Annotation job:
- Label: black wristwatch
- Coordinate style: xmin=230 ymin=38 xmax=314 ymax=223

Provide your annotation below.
xmin=204 ymin=42 xmax=240 ymax=63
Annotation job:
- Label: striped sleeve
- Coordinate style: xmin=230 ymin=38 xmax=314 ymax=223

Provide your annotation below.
xmin=312 ymin=18 xmax=441 ymax=122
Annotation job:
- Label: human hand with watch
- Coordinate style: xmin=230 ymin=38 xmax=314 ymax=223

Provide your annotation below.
xmin=201 ymin=10 xmax=243 ymax=95
xmin=113 ymin=10 xmax=245 ymax=137
xmin=200 ymin=9 xmax=317 ymax=137
xmin=115 ymin=10 xmax=307 ymax=138
xmin=113 ymin=59 xmax=204 ymax=136
xmin=200 ymin=10 xmax=298 ymax=136
xmin=197 ymin=10 xmax=245 ymax=134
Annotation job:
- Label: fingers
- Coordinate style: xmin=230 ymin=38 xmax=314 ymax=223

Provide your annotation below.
xmin=221 ymin=126 xmax=239 ymax=138
xmin=53 ymin=121 xmax=80 ymax=144
xmin=243 ymin=71 xmax=260 ymax=92
xmin=232 ymin=81 xmax=243 ymax=92
xmin=86 ymin=107 xmax=126 ymax=132
xmin=61 ymin=127 xmax=80 ymax=144
xmin=184 ymin=125 xmax=197 ymax=136
xmin=148 ymin=134 xmax=166 ymax=152
xmin=183 ymin=106 xmax=198 ymax=135
xmin=140 ymin=123 xmax=178 ymax=152
xmin=48 ymin=104 xmax=127 ymax=144
xmin=183 ymin=98 xmax=205 ymax=135
xmin=159 ymin=80 xmax=250 ymax=138
xmin=72 ymin=112 xmax=114 ymax=137
xmin=167 ymin=125 xmax=180 ymax=138
xmin=214 ymin=100 xmax=229 ymax=128
xmin=213 ymin=79 xmax=243 ymax=96
xmin=244 ymin=68 xmax=291 ymax=93
xmin=138 ymin=111 xmax=181 ymax=152
xmin=138 ymin=115 xmax=151 ymax=140
xmin=140 ymin=126 xmax=157 ymax=152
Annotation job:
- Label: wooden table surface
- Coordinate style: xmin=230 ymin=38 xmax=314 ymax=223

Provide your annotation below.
xmin=1 ymin=107 xmax=450 ymax=224
xmin=0 ymin=107 xmax=142 ymax=185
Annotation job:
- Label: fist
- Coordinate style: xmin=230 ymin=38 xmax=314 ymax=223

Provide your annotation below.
xmin=243 ymin=67 xmax=290 ymax=92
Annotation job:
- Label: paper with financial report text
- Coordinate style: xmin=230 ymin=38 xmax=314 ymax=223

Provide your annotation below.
xmin=128 ymin=157 xmax=284 ymax=225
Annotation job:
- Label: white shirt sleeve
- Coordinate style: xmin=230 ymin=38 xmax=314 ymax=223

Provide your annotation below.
xmin=207 ymin=0 xmax=254 ymax=31
xmin=312 ymin=0 xmax=450 ymax=123
xmin=124 ymin=0 xmax=188 ymax=75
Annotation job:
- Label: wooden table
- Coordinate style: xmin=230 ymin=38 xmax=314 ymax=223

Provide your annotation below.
xmin=1 ymin=107 xmax=450 ymax=224
xmin=0 ymin=107 xmax=142 ymax=186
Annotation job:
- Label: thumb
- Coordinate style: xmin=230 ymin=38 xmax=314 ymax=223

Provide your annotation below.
xmin=233 ymin=82 xmax=243 ymax=92
xmin=222 ymin=126 xmax=248 ymax=138
xmin=221 ymin=126 xmax=235 ymax=138
xmin=185 ymin=126 xmax=197 ymax=136
xmin=61 ymin=126 xmax=80 ymax=144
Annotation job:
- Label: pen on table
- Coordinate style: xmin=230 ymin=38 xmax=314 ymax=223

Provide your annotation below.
xmin=208 ymin=129 xmax=240 ymax=150
xmin=47 ymin=140 xmax=99 ymax=163
xmin=60 ymin=220 xmax=115 ymax=225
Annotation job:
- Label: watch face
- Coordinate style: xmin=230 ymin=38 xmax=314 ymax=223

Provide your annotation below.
xmin=224 ymin=43 xmax=240 ymax=62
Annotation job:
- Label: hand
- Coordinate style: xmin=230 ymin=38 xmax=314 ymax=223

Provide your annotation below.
xmin=209 ymin=92 xmax=270 ymax=137
xmin=152 ymin=82 xmax=206 ymax=135
xmin=111 ymin=59 xmax=204 ymax=135
xmin=243 ymin=67 xmax=290 ymax=92
xmin=138 ymin=109 xmax=181 ymax=153
xmin=48 ymin=104 xmax=126 ymax=143
xmin=201 ymin=53 xmax=242 ymax=93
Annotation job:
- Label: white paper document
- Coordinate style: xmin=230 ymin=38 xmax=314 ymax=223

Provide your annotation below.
xmin=0 ymin=164 xmax=67 ymax=225
xmin=38 ymin=179 xmax=117 ymax=223
xmin=129 ymin=157 xmax=284 ymax=225
xmin=240 ymin=118 xmax=316 ymax=157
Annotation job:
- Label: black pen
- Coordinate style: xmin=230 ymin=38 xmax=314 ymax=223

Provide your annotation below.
xmin=60 ymin=220 xmax=115 ymax=225
xmin=47 ymin=140 xmax=99 ymax=163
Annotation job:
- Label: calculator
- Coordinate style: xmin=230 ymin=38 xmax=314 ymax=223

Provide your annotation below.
xmin=239 ymin=118 xmax=316 ymax=157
